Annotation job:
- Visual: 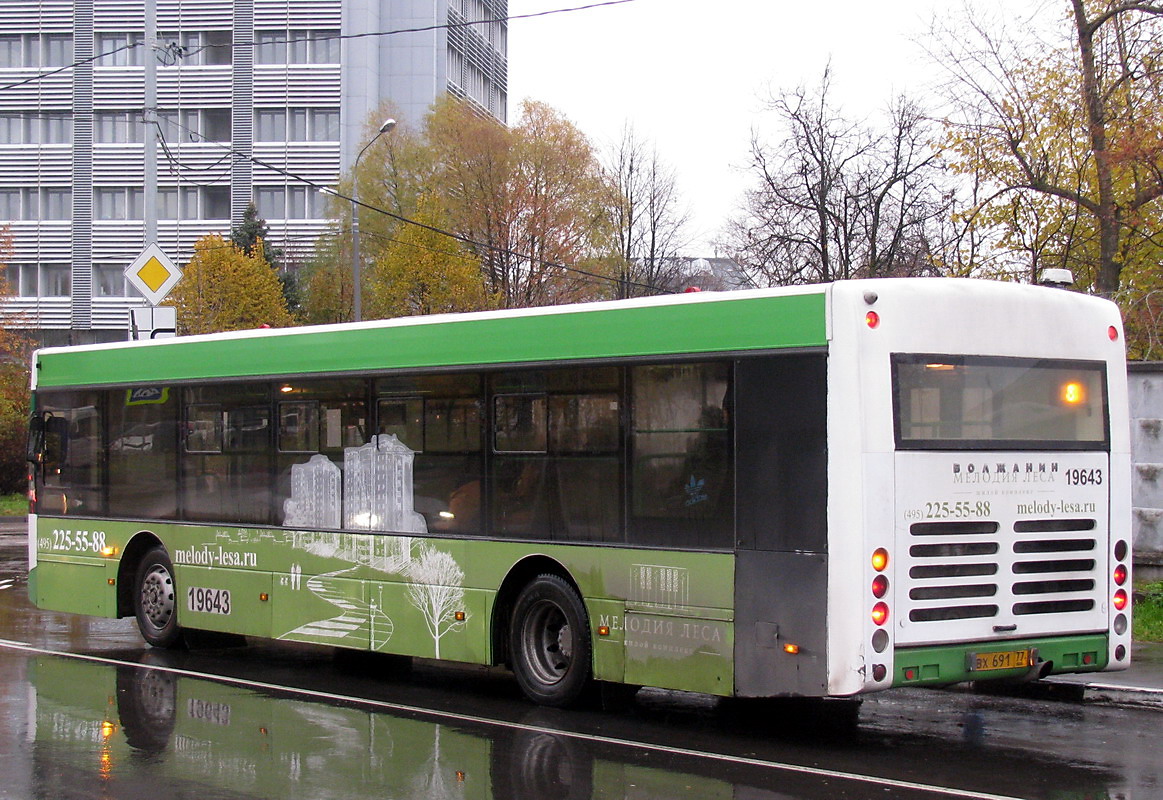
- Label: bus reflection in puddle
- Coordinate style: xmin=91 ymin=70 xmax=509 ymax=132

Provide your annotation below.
xmin=26 ymin=655 xmax=1124 ymax=800
xmin=26 ymin=655 xmax=728 ymax=800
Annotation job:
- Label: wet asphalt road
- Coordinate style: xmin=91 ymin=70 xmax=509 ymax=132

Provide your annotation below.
xmin=1 ymin=526 xmax=1160 ymax=800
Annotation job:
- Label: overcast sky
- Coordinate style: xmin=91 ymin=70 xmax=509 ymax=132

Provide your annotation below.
xmin=505 ymin=0 xmax=1047 ymax=254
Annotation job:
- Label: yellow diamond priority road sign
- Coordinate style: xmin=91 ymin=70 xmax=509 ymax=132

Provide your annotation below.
xmin=125 ymin=243 xmax=182 ymax=305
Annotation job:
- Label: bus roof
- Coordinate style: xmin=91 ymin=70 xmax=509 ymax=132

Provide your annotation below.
xmin=33 ymin=285 xmax=829 ymax=389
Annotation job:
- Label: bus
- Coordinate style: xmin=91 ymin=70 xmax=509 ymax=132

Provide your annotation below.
xmin=26 ymin=278 xmax=1132 ymax=707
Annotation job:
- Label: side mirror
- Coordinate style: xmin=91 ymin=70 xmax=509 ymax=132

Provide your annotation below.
xmin=28 ymin=413 xmax=69 ymax=467
xmin=26 ymin=414 xmax=44 ymax=463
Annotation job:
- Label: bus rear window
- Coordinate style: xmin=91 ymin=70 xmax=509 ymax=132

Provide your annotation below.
xmin=892 ymin=355 xmax=1107 ymax=450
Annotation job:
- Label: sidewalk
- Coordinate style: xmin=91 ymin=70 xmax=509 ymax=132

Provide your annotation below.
xmin=4 ymin=516 xmax=1163 ymax=709
xmin=1039 ymin=640 xmax=1163 ymax=710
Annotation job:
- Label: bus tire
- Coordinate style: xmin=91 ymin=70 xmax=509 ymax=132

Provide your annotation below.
xmin=134 ymin=547 xmax=183 ymax=648
xmin=509 ymin=574 xmax=592 ymax=707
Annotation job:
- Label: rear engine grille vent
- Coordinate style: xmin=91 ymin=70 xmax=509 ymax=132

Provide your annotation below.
xmin=1013 ymin=518 xmax=1096 ymax=533
xmin=906 ymin=518 xmax=1099 ymax=624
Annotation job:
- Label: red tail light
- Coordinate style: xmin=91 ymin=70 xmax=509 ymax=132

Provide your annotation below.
xmin=871 ymin=602 xmax=889 ymax=626
xmin=1114 ymin=564 xmax=1128 ymax=586
xmin=1113 ymin=589 xmax=1128 ymax=611
xmin=872 ymin=574 xmax=889 ymax=598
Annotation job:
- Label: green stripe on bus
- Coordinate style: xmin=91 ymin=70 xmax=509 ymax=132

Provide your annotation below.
xmin=36 ymin=293 xmax=826 ymax=388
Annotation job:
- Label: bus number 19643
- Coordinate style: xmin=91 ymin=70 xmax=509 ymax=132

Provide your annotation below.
xmin=187 ymin=587 xmax=231 ymax=615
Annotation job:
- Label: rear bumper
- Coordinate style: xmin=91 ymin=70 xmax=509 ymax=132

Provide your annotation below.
xmin=893 ymin=634 xmax=1113 ymax=687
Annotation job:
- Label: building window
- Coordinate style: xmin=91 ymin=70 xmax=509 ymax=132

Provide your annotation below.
xmin=0 ymin=35 xmax=21 ymax=67
xmin=255 ymin=32 xmax=282 ymax=64
xmin=203 ymin=186 xmax=231 ymax=219
xmin=44 ymin=188 xmax=71 ymax=219
xmin=96 ymin=33 xmax=143 ymax=66
xmin=0 ymin=188 xmax=70 ymax=220
xmin=287 ymin=186 xmax=307 ymax=218
xmin=255 ymin=29 xmax=340 ymax=64
xmin=41 ymin=112 xmax=72 ymax=143
xmin=95 ymin=188 xmax=125 ymax=220
xmin=158 ymin=109 xmax=231 ymax=142
xmin=159 ymin=30 xmax=232 ymax=66
xmin=43 ymin=35 xmax=73 ymax=67
xmin=157 ymin=110 xmax=194 ymax=142
xmin=0 ymin=114 xmax=20 ymax=144
xmin=94 ymin=264 xmax=128 ymax=297
xmin=254 ymin=185 xmax=327 ymax=219
xmin=308 ymin=31 xmax=339 ymax=63
xmin=0 ymin=189 xmax=18 ymax=220
xmin=0 ymin=34 xmax=72 ymax=67
xmin=255 ymin=109 xmax=285 ymax=141
xmin=203 ymin=109 xmax=232 ymax=142
xmin=254 ymin=187 xmax=282 ymax=217
xmin=96 ymin=112 xmax=143 ymax=143
xmin=41 ymin=265 xmax=71 ymax=296
xmin=0 ymin=112 xmax=72 ymax=144
xmin=254 ymin=107 xmax=339 ymax=142
xmin=95 ymin=187 xmax=143 ymax=220
xmin=310 ymin=108 xmax=339 ymax=141
xmin=288 ymin=30 xmax=309 ymax=64
xmin=4 ymin=263 xmax=73 ymax=297
xmin=288 ymin=108 xmax=307 ymax=141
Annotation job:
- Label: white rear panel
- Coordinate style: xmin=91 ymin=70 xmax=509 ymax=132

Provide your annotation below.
xmin=894 ymin=451 xmax=1109 ymax=645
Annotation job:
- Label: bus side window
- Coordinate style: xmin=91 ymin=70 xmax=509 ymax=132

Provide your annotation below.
xmin=630 ymin=362 xmax=733 ymax=549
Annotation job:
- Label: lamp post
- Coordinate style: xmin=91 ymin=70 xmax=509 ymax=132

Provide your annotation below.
xmin=350 ymin=118 xmax=396 ymax=322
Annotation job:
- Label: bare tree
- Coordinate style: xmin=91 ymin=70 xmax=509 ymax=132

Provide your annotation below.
xmin=727 ymin=69 xmax=952 ymax=287
xmin=605 ymin=125 xmax=692 ymax=296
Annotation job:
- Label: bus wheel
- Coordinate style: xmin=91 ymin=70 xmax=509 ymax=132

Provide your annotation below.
xmin=134 ymin=547 xmax=183 ymax=648
xmin=510 ymin=574 xmax=592 ymax=707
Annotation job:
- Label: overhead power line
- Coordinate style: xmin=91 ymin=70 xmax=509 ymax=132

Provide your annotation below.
xmin=0 ymin=0 xmax=637 ymax=92
xmin=157 ymin=117 xmax=666 ymax=294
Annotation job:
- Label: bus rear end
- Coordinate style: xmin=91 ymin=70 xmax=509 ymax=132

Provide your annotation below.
xmin=826 ymin=279 xmax=1131 ymax=696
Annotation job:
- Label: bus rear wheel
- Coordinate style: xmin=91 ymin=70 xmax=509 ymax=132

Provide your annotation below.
xmin=134 ymin=547 xmax=184 ymax=648
xmin=509 ymin=574 xmax=592 ymax=707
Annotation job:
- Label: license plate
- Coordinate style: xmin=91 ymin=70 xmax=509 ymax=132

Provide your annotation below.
xmin=187 ymin=587 xmax=231 ymax=615
xmin=968 ymin=648 xmax=1035 ymax=672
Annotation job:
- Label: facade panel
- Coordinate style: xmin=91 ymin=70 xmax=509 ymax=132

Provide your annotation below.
xmin=1 ymin=0 xmax=507 ymax=341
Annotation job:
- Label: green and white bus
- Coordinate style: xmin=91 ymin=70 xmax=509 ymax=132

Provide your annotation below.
xmin=27 ymin=278 xmax=1132 ymax=706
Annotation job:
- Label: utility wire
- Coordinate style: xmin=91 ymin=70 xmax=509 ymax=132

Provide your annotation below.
xmin=1 ymin=1 xmax=636 ymax=92
xmin=156 ymin=117 xmax=665 ymax=293
xmin=0 ymin=42 xmax=138 ymax=92
xmin=181 ymin=1 xmax=636 ymax=56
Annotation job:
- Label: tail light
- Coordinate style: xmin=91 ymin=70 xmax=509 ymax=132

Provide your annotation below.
xmin=1113 ymin=589 xmax=1128 ymax=612
xmin=870 ymin=548 xmax=891 ymax=681
xmin=27 ymin=468 xmax=36 ymax=514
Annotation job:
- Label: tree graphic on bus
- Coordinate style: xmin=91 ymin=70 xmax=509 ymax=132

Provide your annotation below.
xmin=405 ymin=543 xmax=468 ymax=658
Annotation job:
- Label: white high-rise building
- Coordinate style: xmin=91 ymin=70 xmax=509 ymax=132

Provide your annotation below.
xmin=0 ymin=0 xmax=507 ymax=345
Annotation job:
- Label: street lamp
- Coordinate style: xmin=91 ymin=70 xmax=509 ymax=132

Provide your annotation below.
xmin=350 ymin=118 xmax=396 ymax=322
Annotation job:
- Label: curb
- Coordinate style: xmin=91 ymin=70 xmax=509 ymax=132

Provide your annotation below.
xmin=1043 ymin=679 xmax=1163 ymax=710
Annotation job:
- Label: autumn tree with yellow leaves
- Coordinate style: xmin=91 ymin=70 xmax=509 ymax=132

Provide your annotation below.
xmin=935 ymin=0 xmax=1163 ymax=355
xmin=166 ymin=234 xmax=294 ymax=335
xmin=364 ymin=194 xmax=498 ymax=318
xmin=0 ymin=228 xmax=32 ymax=492
xmin=310 ymin=97 xmax=618 ymax=320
